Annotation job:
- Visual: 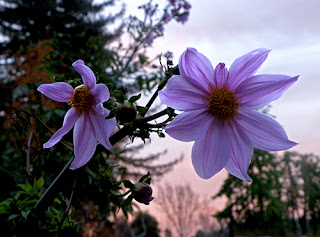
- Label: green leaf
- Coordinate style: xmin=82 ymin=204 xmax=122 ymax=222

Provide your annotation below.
xmin=129 ymin=93 xmax=141 ymax=103
xmin=138 ymin=54 xmax=148 ymax=65
xmin=144 ymin=177 xmax=151 ymax=185
xmin=54 ymin=198 xmax=61 ymax=205
xmin=114 ymin=90 xmax=126 ymax=103
xmin=122 ymin=180 xmax=134 ymax=189
xmin=122 ymin=195 xmax=133 ymax=207
xmin=8 ymin=214 xmax=19 ymax=221
xmin=139 ymin=172 xmax=150 ymax=183
xmin=36 ymin=176 xmax=44 ymax=188
xmin=17 ymin=183 xmax=32 ymax=194
xmin=106 ymin=108 xmax=116 ymax=119
xmin=110 ymin=190 xmax=121 ymax=196
xmin=136 ymin=106 xmax=147 ymax=115
xmin=21 ymin=210 xmax=30 ymax=220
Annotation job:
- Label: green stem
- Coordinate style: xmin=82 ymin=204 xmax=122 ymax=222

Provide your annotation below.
xmin=33 ymin=158 xmax=74 ymax=213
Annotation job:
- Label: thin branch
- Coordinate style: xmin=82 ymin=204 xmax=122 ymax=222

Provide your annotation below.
xmin=26 ymin=131 xmax=33 ymax=176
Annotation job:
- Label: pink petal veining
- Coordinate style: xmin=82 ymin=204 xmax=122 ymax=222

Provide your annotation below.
xmin=179 ymin=48 xmax=215 ymax=90
xmin=44 ymin=108 xmax=79 ymax=148
xmin=38 ymin=60 xmax=116 ymax=170
xmin=160 ymin=48 xmax=298 ymax=181
xmin=236 ymin=74 xmax=299 ymax=109
xmin=165 ymin=108 xmax=212 ymax=142
xmin=71 ymin=113 xmax=97 ymax=170
xmin=191 ymin=119 xmax=230 ymax=179
xmin=38 ymin=82 xmax=74 ymax=102
xmin=72 ymin=59 xmax=96 ymax=89
xmin=228 ymin=48 xmax=270 ymax=90
xmin=158 ymin=75 xmax=209 ymax=111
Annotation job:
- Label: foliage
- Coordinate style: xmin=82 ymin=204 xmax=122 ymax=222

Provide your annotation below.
xmin=213 ymin=150 xmax=320 ymax=236
xmin=0 ymin=0 xmax=191 ymax=235
xmin=130 ymin=212 xmax=160 ymax=237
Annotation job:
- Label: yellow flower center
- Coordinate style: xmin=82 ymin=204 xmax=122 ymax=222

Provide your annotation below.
xmin=209 ymin=88 xmax=239 ymax=120
xmin=69 ymin=85 xmax=94 ymax=113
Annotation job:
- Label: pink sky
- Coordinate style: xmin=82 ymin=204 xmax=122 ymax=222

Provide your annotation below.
xmin=107 ymin=0 xmax=320 ymax=234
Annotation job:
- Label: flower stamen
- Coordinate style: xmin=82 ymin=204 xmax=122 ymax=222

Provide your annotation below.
xmin=69 ymin=85 xmax=94 ymax=112
xmin=209 ymin=88 xmax=239 ymax=120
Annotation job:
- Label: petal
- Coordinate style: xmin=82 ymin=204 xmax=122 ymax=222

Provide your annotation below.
xmin=43 ymin=108 xmax=79 ymax=148
xmin=91 ymin=83 xmax=110 ymax=104
xmin=191 ymin=119 xmax=230 ymax=179
xmin=228 ymin=48 xmax=270 ymax=90
xmin=179 ymin=48 xmax=215 ymax=90
xmin=92 ymin=103 xmax=110 ymax=117
xmin=236 ymin=74 xmax=299 ymax=109
xmin=214 ymin=63 xmax=229 ymax=88
xmin=38 ymin=82 xmax=74 ymax=102
xmin=165 ymin=108 xmax=213 ymax=142
xmin=224 ymin=119 xmax=253 ymax=181
xmin=72 ymin=59 xmax=96 ymax=89
xmin=70 ymin=113 xmax=97 ymax=169
xmin=158 ymin=75 xmax=210 ymax=111
xmin=236 ymin=109 xmax=297 ymax=151
xmin=88 ymin=110 xmax=116 ymax=150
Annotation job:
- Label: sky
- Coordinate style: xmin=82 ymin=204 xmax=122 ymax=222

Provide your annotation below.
xmin=110 ymin=0 xmax=320 ymax=234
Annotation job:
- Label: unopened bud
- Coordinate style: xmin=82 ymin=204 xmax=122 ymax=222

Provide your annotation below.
xmin=116 ymin=100 xmax=137 ymax=124
xmin=132 ymin=182 xmax=154 ymax=205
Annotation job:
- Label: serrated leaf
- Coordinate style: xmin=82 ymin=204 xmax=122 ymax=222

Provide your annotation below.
xmin=129 ymin=93 xmax=141 ymax=103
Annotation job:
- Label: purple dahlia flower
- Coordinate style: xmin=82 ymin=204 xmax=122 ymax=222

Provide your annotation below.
xmin=159 ymin=48 xmax=298 ymax=181
xmin=38 ymin=60 xmax=116 ymax=170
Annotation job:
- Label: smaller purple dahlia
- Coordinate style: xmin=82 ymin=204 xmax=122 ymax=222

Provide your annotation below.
xmin=38 ymin=60 xmax=116 ymax=169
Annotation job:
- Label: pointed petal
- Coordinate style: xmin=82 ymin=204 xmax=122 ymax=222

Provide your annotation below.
xmin=228 ymin=48 xmax=270 ymax=90
xmin=43 ymin=108 xmax=79 ymax=148
xmin=179 ymin=48 xmax=215 ymax=90
xmin=88 ymin=110 xmax=116 ymax=150
xmin=236 ymin=74 xmax=299 ymax=109
xmin=38 ymin=82 xmax=74 ymax=102
xmin=159 ymin=75 xmax=209 ymax=111
xmin=214 ymin=63 xmax=229 ymax=88
xmin=72 ymin=59 xmax=96 ymax=89
xmin=165 ymin=108 xmax=213 ymax=142
xmin=236 ymin=109 xmax=297 ymax=151
xmin=70 ymin=113 xmax=97 ymax=169
xmin=192 ymin=119 xmax=230 ymax=179
xmin=225 ymin=120 xmax=253 ymax=181
xmin=91 ymin=83 xmax=110 ymax=104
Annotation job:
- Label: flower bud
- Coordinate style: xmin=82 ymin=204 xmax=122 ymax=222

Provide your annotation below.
xmin=132 ymin=182 xmax=154 ymax=205
xmin=116 ymin=100 xmax=137 ymax=124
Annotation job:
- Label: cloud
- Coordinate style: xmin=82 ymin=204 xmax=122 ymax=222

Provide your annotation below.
xmin=171 ymin=0 xmax=320 ymax=48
